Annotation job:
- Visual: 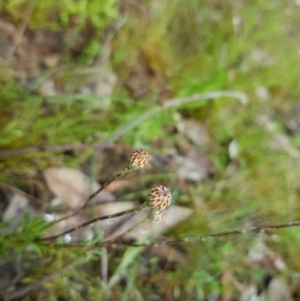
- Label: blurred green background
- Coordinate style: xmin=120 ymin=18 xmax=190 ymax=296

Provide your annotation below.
xmin=1 ymin=0 xmax=300 ymax=300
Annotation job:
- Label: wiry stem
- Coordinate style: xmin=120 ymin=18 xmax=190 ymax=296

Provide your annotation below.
xmin=40 ymin=184 xmax=170 ymax=242
xmin=101 ymin=220 xmax=300 ymax=248
xmin=45 ymin=167 xmax=133 ymax=229
xmin=38 ymin=202 xmax=150 ymax=241
xmin=38 ymin=210 xmax=166 ymax=248
xmin=102 ymin=215 xmax=151 ymax=244
xmin=12 ymin=220 xmax=293 ymax=301
xmin=101 ymin=209 xmax=167 ymax=246
xmin=45 ymin=149 xmax=149 ymax=230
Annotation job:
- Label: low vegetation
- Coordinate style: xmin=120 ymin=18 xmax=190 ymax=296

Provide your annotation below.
xmin=1 ymin=0 xmax=300 ymax=300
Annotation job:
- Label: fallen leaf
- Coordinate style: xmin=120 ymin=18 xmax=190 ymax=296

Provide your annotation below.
xmin=42 ymin=53 xmax=60 ymax=68
xmin=108 ymin=205 xmax=193 ymax=241
xmin=267 ymin=277 xmax=290 ymax=301
xmin=96 ymin=201 xmax=138 ymax=236
xmin=239 ymin=284 xmax=259 ymax=301
xmin=83 ymin=25 xmax=118 ymax=108
xmin=90 ymin=69 xmax=117 ymax=108
xmin=146 ymin=244 xmax=188 ymax=265
xmin=174 ymin=151 xmax=213 ymax=181
xmin=2 ymin=192 xmax=36 ymax=233
xmin=105 ymin=180 xmax=133 ymax=193
xmin=256 ymin=114 xmax=300 ymax=158
xmin=3 ymin=193 xmax=31 ymax=220
xmin=176 ymin=119 xmax=210 ymax=147
xmin=104 ymin=208 xmax=148 ymax=241
xmin=39 ymin=79 xmax=57 ymax=96
xmin=248 ymin=239 xmax=287 ymax=271
xmin=43 ymin=167 xmax=115 ymax=209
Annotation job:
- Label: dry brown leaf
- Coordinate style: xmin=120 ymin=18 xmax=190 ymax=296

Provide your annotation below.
xmin=105 ymin=210 xmax=149 ymax=241
xmin=1 ymin=192 xmax=36 ymax=233
xmin=107 ymin=205 xmax=193 ymax=241
xmin=3 ymin=193 xmax=29 ymax=221
xmin=239 ymin=284 xmax=259 ymax=301
xmin=256 ymin=114 xmax=300 ymax=158
xmin=248 ymin=240 xmax=271 ymax=263
xmin=176 ymin=119 xmax=210 ymax=147
xmin=147 ymin=244 xmax=188 ymax=265
xmin=0 ymin=18 xmax=40 ymax=79
xmin=83 ymin=25 xmax=118 ymax=108
xmin=90 ymin=69 xmax=117 ymax=108
xmin=267 ymin=277 xmax=291 ymax=301
xmin=43 ymin=167 xmax=115 ymax=209
xmin=39 ymin=79 xmax=57 ymax=96
xmin=174 ymin=151 xmax=213 ymax=181
xmin=97 ymin=201 xmax=137 ymax=217
xmin=104 ymin=205 xmax=192 ymax=280
xmin=96 ymin=201 xmax=137 ymax=236
xmin=248 ymin=239 xmax=287 ymax=272
xmin=42 ymin=53 xmax=60 ymax=68
xmin=104 ymin=180 xmax=133 ymax=193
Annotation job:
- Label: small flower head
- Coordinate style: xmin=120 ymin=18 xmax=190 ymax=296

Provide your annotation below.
xmin=150 ymin=209 xmax=166 ymax=221
xmin=128 ymin=149 xmax=149 ymax=170
xmin=148 ymin=185 xmax=172 ymax=211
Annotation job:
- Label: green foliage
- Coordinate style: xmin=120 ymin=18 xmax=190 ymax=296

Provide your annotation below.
xmin=0 ymin=214 xmax=48 ymax=258
xmin=1 ymin=0 xmax=300 ymax=299
xmin=4 ymin=0 xmax=119 ymax=30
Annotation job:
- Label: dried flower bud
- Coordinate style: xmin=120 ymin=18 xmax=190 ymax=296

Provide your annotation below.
xmin=128 ymin=149 xmax=149 ymax=170
xmin=150 ymin=209 xmax=166 ymax=221
xmin=148 ymin=185 xmax=172 ymax=211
